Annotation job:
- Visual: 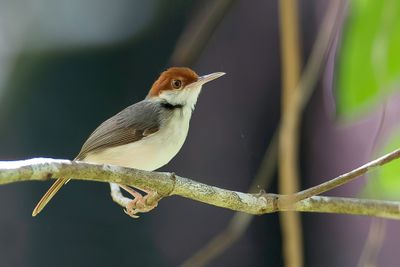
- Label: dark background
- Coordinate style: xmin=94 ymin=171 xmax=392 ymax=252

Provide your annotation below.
xmin=0 ymin=0 xmax=399 ymax=266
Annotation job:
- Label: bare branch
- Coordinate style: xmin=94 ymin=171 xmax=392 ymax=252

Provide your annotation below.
xmin=0 ymin=158 xmax=270 ymax=214
xmin=286 ymin=148 xmax=400 ymax=205
xmin=1 ymin=154 xmax=400 ymax=220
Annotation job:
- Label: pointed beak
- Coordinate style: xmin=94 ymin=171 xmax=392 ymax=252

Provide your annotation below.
xmin=196 ymin=72 xmax=226 ymax=85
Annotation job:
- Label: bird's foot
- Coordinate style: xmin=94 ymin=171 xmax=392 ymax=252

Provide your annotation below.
xmin=119 ymin=184 xmax=160 ymax=218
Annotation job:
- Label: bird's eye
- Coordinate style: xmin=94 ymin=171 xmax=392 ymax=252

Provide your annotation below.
xmin=171 ymin=79 xmax=182 ymax=89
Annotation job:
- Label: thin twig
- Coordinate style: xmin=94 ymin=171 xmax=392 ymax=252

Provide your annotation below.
xmin=281 ymin=148 xmax=400 ymax=206
xmin=298 ymin=0 xmax=347 ymax=109
xmin=180 ymin=212 xmax=253 ymax=267
xmin=169 ymin=0 xmax=236 ymax=66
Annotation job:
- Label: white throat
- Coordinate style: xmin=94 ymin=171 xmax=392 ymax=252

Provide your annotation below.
xmin=158 ymin=85 xmax=203 ymax=110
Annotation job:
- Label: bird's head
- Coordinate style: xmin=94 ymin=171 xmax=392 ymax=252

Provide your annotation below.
xmin=147 ymin=67 xmax=225 ymax=109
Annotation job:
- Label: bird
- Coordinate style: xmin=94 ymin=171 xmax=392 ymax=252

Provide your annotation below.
xmin=32 ymin=67 xmax=225 ymax=218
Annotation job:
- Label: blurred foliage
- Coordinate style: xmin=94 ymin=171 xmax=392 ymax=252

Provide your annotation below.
xmin=338 ymin=0 xmax=400 ymax=200
xmin=363 ymin=129 xmax=400 ymax=200
xmin=337 ymin=0 xmax=400 ymax=117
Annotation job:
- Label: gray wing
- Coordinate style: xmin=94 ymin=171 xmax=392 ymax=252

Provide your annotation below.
xmin=75 ymin=100 xmax=163 ymax=160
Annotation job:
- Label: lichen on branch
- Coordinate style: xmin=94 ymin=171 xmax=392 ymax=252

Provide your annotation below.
xmin=1 ymin=152 xmax=400 ymax=220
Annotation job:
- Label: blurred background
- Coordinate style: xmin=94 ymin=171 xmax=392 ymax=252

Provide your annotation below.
xmin=0 ymin=0 xmax=400 ymax=266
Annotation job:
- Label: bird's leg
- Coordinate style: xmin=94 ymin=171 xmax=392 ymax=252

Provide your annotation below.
xmin=118 ymin=184 xmax=160 ymax=218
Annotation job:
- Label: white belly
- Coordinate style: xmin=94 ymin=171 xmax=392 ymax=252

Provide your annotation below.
xmin=82 ymin=108 xmax=191 ymax=171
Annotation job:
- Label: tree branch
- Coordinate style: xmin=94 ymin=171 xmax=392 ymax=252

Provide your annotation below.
xmin=1 ymin=151 xmax=400 ymax=219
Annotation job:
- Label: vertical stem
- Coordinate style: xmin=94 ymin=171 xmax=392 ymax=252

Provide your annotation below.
xmin=181 ymin=1 xmax=345 ymax=265
xmin=357 ymin=219 xmax=386 ymax=267
xmin=278 ymin=0 xmax=303 ymax=266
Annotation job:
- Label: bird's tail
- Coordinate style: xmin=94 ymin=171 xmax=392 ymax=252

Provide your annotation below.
xmin=32 ymin=178 xmax=69 ymax=216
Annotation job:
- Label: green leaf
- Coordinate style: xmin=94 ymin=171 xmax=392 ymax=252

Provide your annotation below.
xmin=363 ymin=131 xmax=400 ymax=200
xmin=336 ymin=0 xmax=400 ymax=118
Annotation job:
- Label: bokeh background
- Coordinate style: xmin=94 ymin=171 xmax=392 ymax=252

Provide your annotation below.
xmin=0 ymin=0 xmax=400 ymax=266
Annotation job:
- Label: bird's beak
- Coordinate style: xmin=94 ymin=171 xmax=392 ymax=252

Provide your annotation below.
xmin=196 ymin=72 xmax=226 ymax=86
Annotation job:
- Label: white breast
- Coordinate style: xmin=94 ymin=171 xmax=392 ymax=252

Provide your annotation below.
xmin=82 ymin=107 xmax=192 ymax=171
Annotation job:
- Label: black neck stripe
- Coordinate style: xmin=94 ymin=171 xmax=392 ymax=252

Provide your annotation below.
xmin=161 ymin=102 xmax=184 ymax=110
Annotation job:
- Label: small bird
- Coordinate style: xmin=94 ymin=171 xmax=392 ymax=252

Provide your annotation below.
xmin=32 ymin=67 xmax=225 ymax=218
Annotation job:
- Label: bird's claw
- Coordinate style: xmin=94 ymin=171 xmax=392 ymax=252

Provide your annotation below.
xmin=119 ymin=185 xmax=160 ymax=219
